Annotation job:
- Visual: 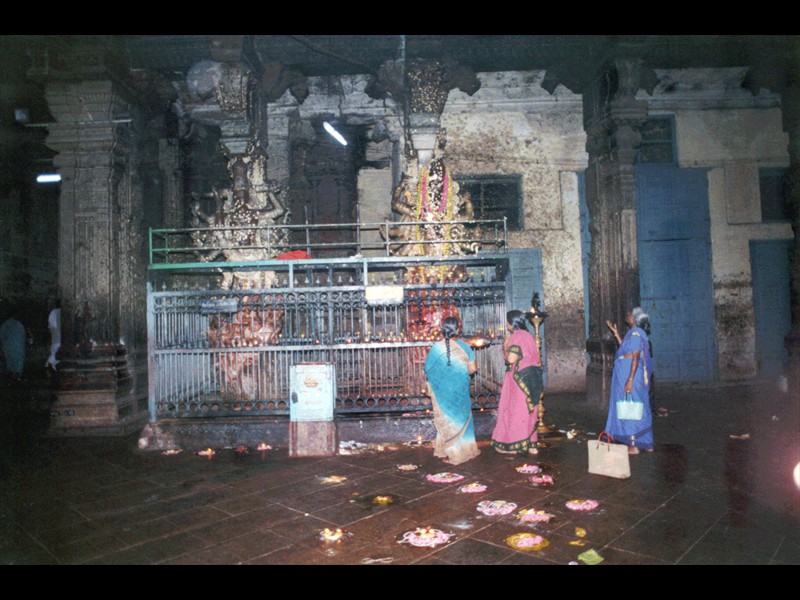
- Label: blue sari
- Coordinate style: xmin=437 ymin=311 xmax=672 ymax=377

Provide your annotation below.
xmin=425 ymin=339 xmax=480 ymax=465
xmin=605 ymin=326 xmax=654 ymax=451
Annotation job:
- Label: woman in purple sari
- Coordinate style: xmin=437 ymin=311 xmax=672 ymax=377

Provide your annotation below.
xmin=605 ymin=307 xmax=654 ymax=454
xmin=491 ymin=310 xmax=542 ymax=456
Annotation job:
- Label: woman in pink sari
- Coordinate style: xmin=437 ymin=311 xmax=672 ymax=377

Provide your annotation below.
xmin=491 ymin=310 xmax=542 ymax=456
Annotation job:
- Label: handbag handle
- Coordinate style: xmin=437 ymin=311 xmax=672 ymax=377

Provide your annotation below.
xmin=598 ymin=431 xmax=616 ymax=443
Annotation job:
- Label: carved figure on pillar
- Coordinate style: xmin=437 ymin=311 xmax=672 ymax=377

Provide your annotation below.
xmin=189 ymin=153 xmax=290 ymax=290
xmin=382 ymin=129 xmax=482 ymax=342
xmin=383 ymin=129 xmax=481 ymax=265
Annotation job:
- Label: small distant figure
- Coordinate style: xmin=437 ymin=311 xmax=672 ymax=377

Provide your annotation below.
xmin=0 ymin=305 xmax=29 ymax=383
xmin=45 ymin=299 xmax=61 ymax=375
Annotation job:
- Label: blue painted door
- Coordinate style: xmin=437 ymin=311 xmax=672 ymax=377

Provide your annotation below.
xmin=635 ymin=165 xmax=717 ymax=382
xmin=507 ymin=248 xmax=545 ymax=383
xmin=750 ymin=240 xmax=792 ymax=377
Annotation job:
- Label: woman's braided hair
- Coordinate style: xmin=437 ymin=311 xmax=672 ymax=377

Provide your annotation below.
xmin=441 ymin=316 xmax=460 ymax=366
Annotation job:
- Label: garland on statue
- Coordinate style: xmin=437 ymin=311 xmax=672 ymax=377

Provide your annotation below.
xmin=414 ymin=161 xmax=456 ymax=256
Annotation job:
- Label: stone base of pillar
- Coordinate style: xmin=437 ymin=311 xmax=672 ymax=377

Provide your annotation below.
xmin=586 ymin=360 xmax=612 ymax=410
xmin=289 ymin=420 xmax=337 ymax=457
xmin=47 ymin=388 xmax=147 ymax=436
xmin=47 ymin=345 xmax=147 ymax=436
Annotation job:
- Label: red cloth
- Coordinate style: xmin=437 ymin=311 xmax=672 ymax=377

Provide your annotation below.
xmin=275 ymin=250 xmax=311 ymax=260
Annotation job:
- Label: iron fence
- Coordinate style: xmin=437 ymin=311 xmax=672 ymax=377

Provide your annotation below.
xmin=147 ymin=221 xmax=511 ymax=420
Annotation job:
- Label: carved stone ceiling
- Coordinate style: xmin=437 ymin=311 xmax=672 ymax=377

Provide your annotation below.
xmin=7 ymin=35 xmax=798 ymax=87
xmin=2 ymin=35 xmax=798 ymax=141
xmin=118 ymin=35 xmax=795 ymax=77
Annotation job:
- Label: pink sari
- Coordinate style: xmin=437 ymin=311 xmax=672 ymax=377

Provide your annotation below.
xmin=491 ymin=328 xmax=542 ymax=454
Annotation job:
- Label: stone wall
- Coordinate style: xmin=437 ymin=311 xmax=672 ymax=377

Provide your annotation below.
xmin=443 ymin=71 xmax=589 ymax=392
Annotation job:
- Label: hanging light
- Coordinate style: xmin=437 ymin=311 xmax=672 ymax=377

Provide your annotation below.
xmin=36 ymin=173 xmax=61 ymax=184
xmin=323 ymin=121 xmax=347 ymax=146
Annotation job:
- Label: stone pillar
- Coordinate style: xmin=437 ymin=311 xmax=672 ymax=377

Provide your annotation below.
xmin=583 ymin=59 xmax=649 ymax=407
xmin=780 ymin=80 xmax=800 ymax=394
xmin=159 ymin=138 xmax=184 ymax=229
xmin=43 ymin=73 xmax=149 ymax=435
xmin=265 ymin=112 xmax=291 ymax=190
xmin=216 ymin=62 xmax=253 ymax=159
xmin=404 ymin=59 xmax=480 ymax=171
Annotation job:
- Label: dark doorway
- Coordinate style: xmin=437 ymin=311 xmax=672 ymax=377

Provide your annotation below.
xmin=750 ymin=239 xmax=792 ymax=377
xmin=289 ymin=121 xmax=366 ymax=259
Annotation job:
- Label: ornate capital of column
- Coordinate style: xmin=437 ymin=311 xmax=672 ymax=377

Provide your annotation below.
xmin=405 ymin=58 xmax=480 ymax=115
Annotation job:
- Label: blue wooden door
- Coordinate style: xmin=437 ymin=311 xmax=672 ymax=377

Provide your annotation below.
xmin=750 ymin=239 xmax=792 ymax=376
xmin=635 ymin=165 xmax=717 ymax=382
xmin=507 ymin=248 xmax=545 ymax=383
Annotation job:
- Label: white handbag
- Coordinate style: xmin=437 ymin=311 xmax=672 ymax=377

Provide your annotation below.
xmin=616 ymin=394 xmax=644 ymax=421
xmin=588 ymin=432 xmax=631 ymax=479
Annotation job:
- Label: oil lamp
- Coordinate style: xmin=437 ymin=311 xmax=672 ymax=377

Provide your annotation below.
xmin=525 ymin=292 xmax=554 ymax=435
xmin=319 ymin=528 xmax=345 ymax=542
xmin=467 ymin=336 xmax=490 ymax=349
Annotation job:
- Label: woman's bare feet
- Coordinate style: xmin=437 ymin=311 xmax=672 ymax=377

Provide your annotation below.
xmin=628 ymin=446 xmax=640 ymax=455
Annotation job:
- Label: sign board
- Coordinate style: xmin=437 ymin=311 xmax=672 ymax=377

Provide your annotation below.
xmin=365 ymin=285 xmax=404 ymax=306
xmin=290 ymin=363 xmax=336 ymax=422
xmin=199 ymin=298 xmax=239 ymax=314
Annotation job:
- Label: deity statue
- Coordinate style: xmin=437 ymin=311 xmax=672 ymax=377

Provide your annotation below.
xmin=188 ymin=153 xmax=292 ymax=402
xmin=385 ymin=130 xmax=484 ymax=343
xmin=383 ymin=129 xmax=482 ymax=267
xmin=189 ymin=155 xmax=290 ymax=289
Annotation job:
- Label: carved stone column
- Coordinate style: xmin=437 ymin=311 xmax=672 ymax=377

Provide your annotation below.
xmin=404 ymin=59 xmax=480 ymax=170
xmin=779 ymin=80 xmax=800 ymax=394
xmin=216 ymin=62 xmax=254 ymax=159
xmin=583 ymin=59 xmax=649 ymax=407
xmin=43 ymin=65 xmax=149 ymax=434
xmin=159 ymin=138 xmax=184 ymax=229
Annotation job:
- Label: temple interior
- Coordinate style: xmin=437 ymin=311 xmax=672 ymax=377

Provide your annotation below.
xmin=0 ymin=35 xmax=798 ymax=566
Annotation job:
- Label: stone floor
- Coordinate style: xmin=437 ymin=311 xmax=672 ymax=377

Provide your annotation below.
xmin=0 ymin=378 xmax=798 ymax=566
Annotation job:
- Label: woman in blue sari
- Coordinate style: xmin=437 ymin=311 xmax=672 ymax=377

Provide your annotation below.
xmin=425 ymin=316 xmax=480 ymax=465
xmin=605 ymin=307 xmax=654 ymax=454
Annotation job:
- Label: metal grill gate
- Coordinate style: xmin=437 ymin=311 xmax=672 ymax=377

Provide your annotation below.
xmin=147 ymin=221 xmax=510 ymax=421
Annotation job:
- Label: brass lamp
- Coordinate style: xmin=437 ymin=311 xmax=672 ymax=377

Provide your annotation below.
xmin=525 ymin=293 xmax=554 ymax=434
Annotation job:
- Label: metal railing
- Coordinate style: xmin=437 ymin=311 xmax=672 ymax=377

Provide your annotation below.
xmin=147 ymin=220 xmax=510 ymax=420
xmin=148 ymin=218 xmax=507 ymax=268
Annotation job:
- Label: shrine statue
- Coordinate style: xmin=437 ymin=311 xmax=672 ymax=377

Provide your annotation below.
xmin=384 ymin=129 xmax=482 ymax=262
xmin=189 ymin=155 xmax=290 ymax=289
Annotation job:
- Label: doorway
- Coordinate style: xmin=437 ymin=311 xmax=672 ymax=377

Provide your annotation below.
xmin=635 ymin=164 xmax=717 ymax=382
xmin=750 ymin=239 xmax=792 ymax=377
